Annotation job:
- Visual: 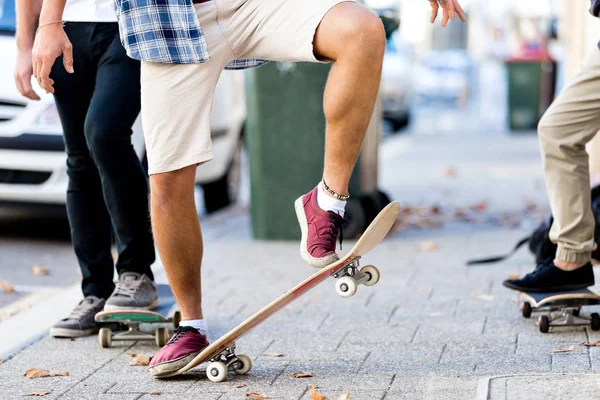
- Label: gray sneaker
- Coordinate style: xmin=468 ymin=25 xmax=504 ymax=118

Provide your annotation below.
xmin=50 ymin=296 xmax=105 ymax=338
xmin=104 ymin=272 xmax=159 ymax=311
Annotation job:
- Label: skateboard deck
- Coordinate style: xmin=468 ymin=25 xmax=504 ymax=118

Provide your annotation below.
xmin=95 ymin=284 xmax=181 ymax=347
xmin=519 ymin=289 xmax=600 ymax=333
xmin=155 ymin=200 xmax=400 ymax=380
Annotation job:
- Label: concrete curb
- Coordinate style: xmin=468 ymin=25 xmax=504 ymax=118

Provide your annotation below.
xmin=0 ymin=282 xmax=81 ymax=360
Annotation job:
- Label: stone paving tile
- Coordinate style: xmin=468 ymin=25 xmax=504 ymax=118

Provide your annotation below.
xmin=387 ymin=374 xmax=479 ymax=399
xmin=551 ymin=353 xmax=591 ymax=372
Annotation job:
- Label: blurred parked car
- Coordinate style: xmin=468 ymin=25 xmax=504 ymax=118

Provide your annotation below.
xmin=0 ymin=0 xmax=245 ymax=214
xmin=380 ymin=31 xmax=414 ymax=132
xmin=414 ymin=49 xmax=473 ymax=106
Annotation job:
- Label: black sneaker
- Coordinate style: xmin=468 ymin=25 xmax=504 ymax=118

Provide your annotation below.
xmin=503 ymin=260 xmax=595 ymax=292
xmin=49 ymin=296 xmax=105 ymax=338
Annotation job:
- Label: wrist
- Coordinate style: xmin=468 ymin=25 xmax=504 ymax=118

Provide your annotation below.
xmin=16 ymin=37 xmax=34 ymax=52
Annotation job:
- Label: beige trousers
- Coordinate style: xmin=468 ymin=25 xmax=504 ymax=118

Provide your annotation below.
xmin=538 ymin=47 xmax=600 ymax=265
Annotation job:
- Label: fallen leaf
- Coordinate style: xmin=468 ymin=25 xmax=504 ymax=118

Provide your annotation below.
xmin=31 ymin=265 xmax=49 ymax=276
xmin=287 ymin=371 xmax=314 ymax=378
xmin=149 ymin=392 xmax=160 ymax=396
xmin=24 ymin=368 xmax=69 ymax=379
xmin=70 ymin=338 xmax=76 ymax=342
xmin=0 ymin=280 xmax=15 ymax=294
xmin=22 ymin=391 xmax=51 ymax=397
xmin=471 ymin=201 xmax=488 ymax=212
xmin=506 ymin=273 xmax=520 ymax=280
xmin=263 ymin=352 xmax=284 ymax=358
xmin=430 ymin=205 xmax=441 ymax=214
xmin=454 ymin=209 xmax=473 ymax=222
xmin=310 ymin=386 xmax=329 ymax=400
xmin=236 ymin=383 xmax=247 ymax=388
xmin=246 ymin=393 xmax=267 ymax=399
xmin=130 ymin=355 xmax=152 ymax=366
xmin=551 ymin=347 xmax=576 ymax=354
xmin=338 ymin=390 xmax=350 ymax=400
xmin=443 ymin=166 xmax=457 ymax=178
xmin=418 ymin=240 xmax=438 ymax=251
xmin=580 ymin=341 xmax=600 ymax=347
xmin=0 ymin=359 xmax=4 ymax=364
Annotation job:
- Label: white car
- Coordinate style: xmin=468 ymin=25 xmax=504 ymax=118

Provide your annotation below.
xmin=0 ymin=0 xmax=245 ymax=213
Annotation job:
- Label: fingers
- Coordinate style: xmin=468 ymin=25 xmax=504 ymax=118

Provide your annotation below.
xmin=62 ymin=42 xmax=74 ymax=74
xmin=38 ymin=59 xmax=55 ymax=94
xmin=454 ymin=0 xmax=467 ymax=22
xmin=20 ymin=75 xmax=41 ymax=100
xmin=441 ymin=4 xmax=449 ymax=27
xmin=429 ymin=1 xmax=439 ymax=24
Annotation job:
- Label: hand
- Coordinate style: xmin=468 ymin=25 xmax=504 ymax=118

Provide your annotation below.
xmin=14 ymin=49 xmax=40 ymax=100
xmin=428 ymin=0 xmax=467 ymax=27
xmin=32 ymin=23 xmax=73 ymax=94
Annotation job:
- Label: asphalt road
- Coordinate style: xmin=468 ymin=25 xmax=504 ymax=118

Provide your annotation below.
xmin=0 ymin=207 xmax=78 ymax=309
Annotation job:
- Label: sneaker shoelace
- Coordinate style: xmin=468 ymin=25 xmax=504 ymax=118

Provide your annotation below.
xmin=67 ymin=298 xmax=98 ymax=320
xmin=166 ymin=326 xmax=199 ymax=346
xmin=326 ymin=211 xmax=345 ymax=250
xmin=113 ymin=274 xmax=143 ymax=299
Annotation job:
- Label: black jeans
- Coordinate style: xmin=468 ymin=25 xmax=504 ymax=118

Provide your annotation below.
xmin=51 ymin=22 xmax=155 ymax=299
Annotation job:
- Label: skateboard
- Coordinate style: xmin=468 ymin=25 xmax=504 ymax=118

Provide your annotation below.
xmin=154 ymin=200 xmax=400 ymax=381
xmin=95 ymin=284 xmax=181 ymax=348
xmin=519 ymin=289 xmax=600 ymax=333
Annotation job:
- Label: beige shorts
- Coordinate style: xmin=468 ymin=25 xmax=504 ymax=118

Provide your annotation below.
xmin=141 ymin=0 xmax=352 ymax=175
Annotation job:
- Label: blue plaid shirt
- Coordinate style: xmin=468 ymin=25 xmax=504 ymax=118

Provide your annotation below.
xmin=114 ymin=0 xmax=267 ymax=68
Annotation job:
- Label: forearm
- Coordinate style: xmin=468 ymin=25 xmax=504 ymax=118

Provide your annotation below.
xmin=15 ymin=0 xmax=43 ymax=51
xmin=39 ymin=0 xmax=68 ymax=24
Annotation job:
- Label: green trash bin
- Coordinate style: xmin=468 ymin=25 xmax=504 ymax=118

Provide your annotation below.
xmin=245 ymin=62 xmax=385 ymax=240
xmin=506 ymin=59 xmax=556 ymax=131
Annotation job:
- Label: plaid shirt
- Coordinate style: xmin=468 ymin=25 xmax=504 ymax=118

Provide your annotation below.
xmin=114 ymin=0 xmax=267 ymax=68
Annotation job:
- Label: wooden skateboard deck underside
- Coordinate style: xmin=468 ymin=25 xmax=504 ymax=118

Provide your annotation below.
xmin=162 ymin=201 xmax=400 ymax=377
xmin=521 ymin=289 xmax=600 ymax=308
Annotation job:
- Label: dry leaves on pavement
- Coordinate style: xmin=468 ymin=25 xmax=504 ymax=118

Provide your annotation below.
xmin=418 ymin=240 xmax=438 ymax=252
xmin=32 ymin=265 xmax=49 ymax=276
xmin=310 ymin=386 xmax=328 ymax=400
xmin=22 ymin=391 xmax=51 ymax=397
xmin=236 ymin=384 xmax=247 ymax=388
xmin=443 ymin=166 xmax=457 ymax=178
xmin=149 ymin=392 xmax=160 ymax=396
xmin=580 ymin=341 xmax=600 ymax=347
xmin=309 ymin=386 xmax=351 ymax=400
xmin=471 ymin=201 xmax=488 ymax=212
xmin=0 ymin=280 xmax=15 ymax=294
xmin=130 ymin=354 xmax=152 ymax=366
xmin=506 ymin=273 xmax=520 ymax=280
xmin=263 ymin=353 xmax=284 ymax=358
xmin=246 ymin=393 xmax=267 ymax=399
xmin=24 ymin=368 xmax=69 ymax=379
xmin=551 ymin=347 xmax=576 ymax=354
xmin=0 ymin=359 xmax=4 ymax=365
xmin=287 ymin=371 xmax=315 ymax=378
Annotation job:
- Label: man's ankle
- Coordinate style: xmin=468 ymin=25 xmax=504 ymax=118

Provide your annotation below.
xmin=554 ymin=259 xmax=587 ymax=271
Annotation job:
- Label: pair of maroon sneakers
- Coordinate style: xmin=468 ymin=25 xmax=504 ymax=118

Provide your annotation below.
xmin=149 ymin=187 xmax=344 ymax=377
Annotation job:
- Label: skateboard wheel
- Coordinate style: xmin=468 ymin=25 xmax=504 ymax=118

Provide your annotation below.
xmin=521 ymin=302 xmax=532 ymax=319
xmin=206 ymin=361 xmax=228 ymax=382
xmin=156 ymin=327 xmax=169 ymax=347
xmin=99 ymin=327 xmax=112 ymax=348
xmin=591 ymin=313 xmax=600 ymax=331
xmin=360 ymin=265 xmax=380 ymax=287
xmin=336 ymin=276 xmax=357 ymax=298
xmin=538 ymin=315 xmax=550 ymax=333
xmin=173 ymin=311 xmax=182 ymax=329
xmin=233 ymin=354 xmax=252 ymax=375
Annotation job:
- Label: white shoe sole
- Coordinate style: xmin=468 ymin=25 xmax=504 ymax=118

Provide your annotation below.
xmin=50 ymin=326 xmax=98 ymax=338
xmin=294 ymin=196 xmax=339 ymax=268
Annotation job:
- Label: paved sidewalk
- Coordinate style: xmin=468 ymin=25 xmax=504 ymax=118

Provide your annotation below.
xmin=2 ymin=134 xmax=599 ymax=400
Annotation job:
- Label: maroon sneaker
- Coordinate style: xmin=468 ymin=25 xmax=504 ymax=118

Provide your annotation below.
xmin=149 ymin=326 xmax=209 ymax=378
xmin=294 ymin=187 xmax=344 ymax=268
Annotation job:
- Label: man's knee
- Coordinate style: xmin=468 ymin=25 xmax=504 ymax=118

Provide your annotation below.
xmin=316 ymin=4 xmax=385 ymax=61
xmin=84 ymin=117 xmax=132 ymax=161
xmin=149 ymin=166 xmax=196 ymax=211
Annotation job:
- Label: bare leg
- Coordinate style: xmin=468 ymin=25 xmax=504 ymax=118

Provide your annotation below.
xmin=313 ymin=3 xmax=386 ymax=196
xmin=150 ymin=166 xmax=203 ymax=320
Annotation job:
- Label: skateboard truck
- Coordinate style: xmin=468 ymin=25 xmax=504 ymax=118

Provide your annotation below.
xmin=331 ymin=257 xmax=381 ymax=298
xmin=521 ymin=299 xmax=600 ymax=333
xmin=205 ymin=342 xmax=252 ymax=383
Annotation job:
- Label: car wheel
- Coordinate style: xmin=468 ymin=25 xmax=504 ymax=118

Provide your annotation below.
xmin=388 ymin=113 xmax=411 ymax=132
xmin=202 ymin=138 xmax=243 ymax=214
